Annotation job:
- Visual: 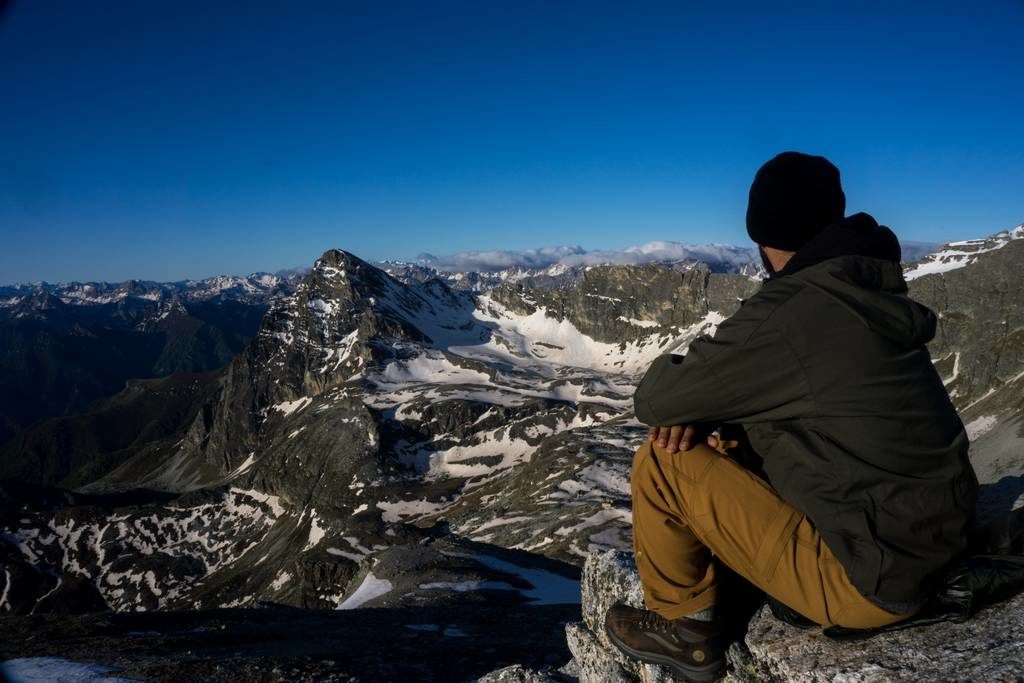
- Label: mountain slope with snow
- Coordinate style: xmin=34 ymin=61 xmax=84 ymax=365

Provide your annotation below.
xmin=1 ymin=248 xmax=758 ymax=615
xmin=1 ymin=225 xmax=1021 ymax=681
xmin=904 ymin=223 xmax=1024 ymax=281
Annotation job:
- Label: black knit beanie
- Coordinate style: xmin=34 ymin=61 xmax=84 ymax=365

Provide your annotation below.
xmin=746 ymin=151 xmax=846 ymax=251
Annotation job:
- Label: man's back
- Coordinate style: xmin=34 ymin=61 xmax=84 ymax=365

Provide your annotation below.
xmin=633 ymin=212 xmax=978 ymax=610
xmin=610 ymin=152 xmax=981 ymax=678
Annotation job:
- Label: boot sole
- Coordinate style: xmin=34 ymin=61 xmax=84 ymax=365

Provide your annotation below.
xmin=604 ymin=623 xmax=725 ymax=682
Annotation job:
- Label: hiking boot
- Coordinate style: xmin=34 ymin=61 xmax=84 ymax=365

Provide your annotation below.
xmin=604 ymin=603 xmax=725 ymax=682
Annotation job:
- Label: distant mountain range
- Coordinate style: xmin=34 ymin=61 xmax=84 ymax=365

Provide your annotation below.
xmin=0 ymin=236 xmax=942 ymax=449
xmin=0 ymin=273 xmax=303 ymax=446
xmin=0 ymin=272 xmax=300 ymax=306
xmin=0 ymin=225 xmax=1021 ymax=679
xmin=1 ymin=237 xmax=938 ymax=303
xmin=406 ymin=237 xmax=942 ymax=274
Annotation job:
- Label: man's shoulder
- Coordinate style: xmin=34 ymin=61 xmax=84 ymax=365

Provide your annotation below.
xmin=718 ymin=276 xmax=811 ymax=337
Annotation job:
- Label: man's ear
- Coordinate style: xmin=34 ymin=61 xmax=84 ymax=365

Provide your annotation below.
xmin=758 ymin=245 xmax=776 ymax=274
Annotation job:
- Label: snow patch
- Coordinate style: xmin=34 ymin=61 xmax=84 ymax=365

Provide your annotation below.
xmin=270 ymin=571 xmax=292 ymax=591
xmin=965 ymin=415 xmax=999 ymax=441
xmin=272 ymin=397 xmax=312 ymax=417
xmin=305 ymin=510 xmax=328 ymax=550
xmin=376 ymin=499 xmax=447 ymax=523
xmin=616 ymin=315 xmax=660 ymax=328
xmin=337 ymin=572 xmax=393 ymax=609
xmin=0 ymin=658 xmax=134 ymax=682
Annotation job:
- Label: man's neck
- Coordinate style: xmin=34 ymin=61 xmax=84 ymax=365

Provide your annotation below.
xmin=760 ymin=245 xmax=795 ymax=274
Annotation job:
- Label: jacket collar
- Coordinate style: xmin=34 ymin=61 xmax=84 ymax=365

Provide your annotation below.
xmin=767 ymin=212 xmax=901 ymax=280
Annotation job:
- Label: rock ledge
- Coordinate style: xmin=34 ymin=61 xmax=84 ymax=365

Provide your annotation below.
xmin=563 ymin=550 xmax=1024 ymax=682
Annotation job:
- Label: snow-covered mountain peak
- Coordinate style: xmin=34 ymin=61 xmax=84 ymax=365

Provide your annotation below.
xmin=903 ymin=222 xmax=1024 ymax=281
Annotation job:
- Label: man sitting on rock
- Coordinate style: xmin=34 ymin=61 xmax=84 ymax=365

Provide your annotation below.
xmin=605 ymin=151 xmax=978 ymax=682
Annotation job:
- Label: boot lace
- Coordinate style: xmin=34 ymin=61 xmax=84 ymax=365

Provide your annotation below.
xmin=637 ymin=609 xmax=673 ymax=634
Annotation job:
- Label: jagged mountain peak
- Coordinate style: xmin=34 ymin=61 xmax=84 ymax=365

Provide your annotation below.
xmin=314 ymin=248 xmax=373 ymax=272
xmin=238 ymin=250 xmax=481 ymax=417
xmin=307 ymin=248 xmax=404 ymax=299
xmin=2 ymin=293 xmax=62 ymax=324
xmin=299 ymin=247 xmax=469 ymax=335
xmin=19 ymin=290 xmax=65 ymax=309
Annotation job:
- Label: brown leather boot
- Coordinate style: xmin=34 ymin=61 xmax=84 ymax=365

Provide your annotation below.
xmin=604 ymin=603 xmax=726 ymax=682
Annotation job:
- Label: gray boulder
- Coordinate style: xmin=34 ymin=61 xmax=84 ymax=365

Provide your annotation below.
xmin=568 ymin=549 xmax=1024 ymax=682
xmin=476 ymin=664 xmax=561 ymax=682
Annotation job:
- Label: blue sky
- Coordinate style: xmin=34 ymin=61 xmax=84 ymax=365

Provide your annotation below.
xmin=1 ymin=1 xmax=1022 ymax=283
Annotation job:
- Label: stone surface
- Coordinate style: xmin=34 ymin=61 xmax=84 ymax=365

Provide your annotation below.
xmin=477 ymin=663 xmax=562 ymax=682
xmin=566 ymin=621 xmax=636 ymax=682
xmin=745 ymin=596 xmax=1024 ymax=682
xmin=571 ymin=550 xmax=758 ymax=682
xmin=572 ymin=549 xmax=1024 ymax=683
xmin=580 ymin=549 xmax=646 ymax=640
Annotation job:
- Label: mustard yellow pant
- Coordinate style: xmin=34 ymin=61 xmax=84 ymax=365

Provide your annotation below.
xmin=632 ymin=439 xmax=912 ymax=629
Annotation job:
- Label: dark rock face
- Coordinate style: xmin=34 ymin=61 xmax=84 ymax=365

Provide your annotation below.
xmin=0 ymin=274 xmax=299 ymax=449
xmin=0 ymin=372 xmax=221 ymax=488
xmin=489 ymin=264 xmax=760 ymax=344
xmin=1 ymin=227 xmax=1022 ymax=680
xmin=906 ymin=231 xmax=1024 ymax=522
xmin=910 ymin=238 xmax=1024 ymax=410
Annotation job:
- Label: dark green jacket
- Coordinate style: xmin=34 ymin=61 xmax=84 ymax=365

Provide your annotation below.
xmin=633 ymin=213 xmax=978 ymax=610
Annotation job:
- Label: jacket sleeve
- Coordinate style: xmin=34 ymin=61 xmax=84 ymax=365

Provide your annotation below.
xmin=633 ymin=314 xmax=814 ymax=426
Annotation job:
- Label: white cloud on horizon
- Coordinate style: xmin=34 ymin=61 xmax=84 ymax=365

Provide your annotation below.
xmin=410 ymin=237 xmax=943 ymax=273
xmin=414 ymin=241 xmax=758 ymax=273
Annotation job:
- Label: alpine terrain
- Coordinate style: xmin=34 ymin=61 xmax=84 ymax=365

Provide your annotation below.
xmin=0 ymin=224 xmax=1022 ymax=681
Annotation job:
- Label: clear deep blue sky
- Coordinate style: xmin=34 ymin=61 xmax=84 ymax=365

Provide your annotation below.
xmin=2 ymin=1 xmax=1022 ymax=283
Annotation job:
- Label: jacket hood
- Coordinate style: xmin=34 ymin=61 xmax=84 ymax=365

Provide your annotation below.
xmin=769 ymin=212 xmax=937 ymax=348
xmin=771 ymin=212 xmax=901 ymax=278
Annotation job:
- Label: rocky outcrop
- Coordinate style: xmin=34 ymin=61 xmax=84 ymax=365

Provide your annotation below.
xmin=478 ymin=663 xmax=578 ymax=682
xmin=565 ymin=550 xmax=747 ymax=683
xmin=908 ymin=237 xmax=1024 ymax=517
xmin=568 ymin=550 xmax=1024 ymax=682
xmin=490 ymin=264 xmax=760 ymax=344
xmin=909 ymin=237 xmax=1024 ymax=412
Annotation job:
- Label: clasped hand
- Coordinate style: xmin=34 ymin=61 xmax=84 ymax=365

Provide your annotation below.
xmin=648 ymin=424 xmax=723 ymax=454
